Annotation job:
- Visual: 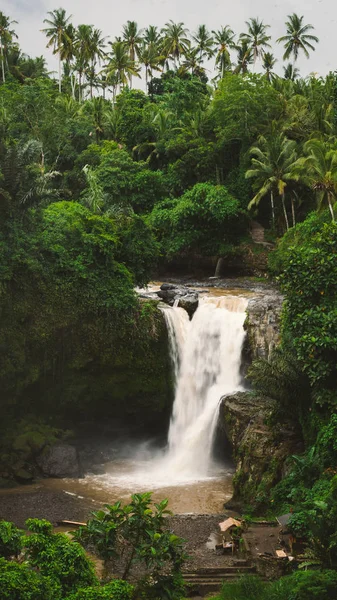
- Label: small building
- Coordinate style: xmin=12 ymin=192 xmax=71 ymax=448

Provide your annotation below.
xmin=218 ymin=517 xmax=242 ymax=552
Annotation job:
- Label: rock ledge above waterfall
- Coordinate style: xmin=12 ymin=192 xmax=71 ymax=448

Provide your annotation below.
xmin=157 ymin=283 xmax=199 ymax=317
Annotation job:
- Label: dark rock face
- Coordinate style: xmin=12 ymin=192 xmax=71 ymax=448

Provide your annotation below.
xmin=221 ymin=392 xmax=302 ymax=509
xmin=157 ymin=283 xmax=199 ymax=317
xmin=36 ymin=444 xmax=81 ymax=478
xmin=245 ymin=293 xmax=284 ymax=360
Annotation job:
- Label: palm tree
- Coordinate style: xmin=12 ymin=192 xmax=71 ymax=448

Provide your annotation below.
xmin=234 ymin=40 xmax=254 ymax=74
xmin=87 ymin=28 xmax=106 ymax=98
xmin=144 ymin=25 xmax=161 ymax=45
xmin=122 ymin=21 xmax=143 ymax=88
xmin=277 ymin=14 xmax=319 ymax=61
xmin=0 ymin=12 xmax=18 ymax=84
xmin=139 ymin=42 xmax=162 ymax=90
xmin=60 ymin=23 xmax=76 ymax=97
xmin=74 ymin=24 xmax=94 ymax=100
xmin=42 ymin=8 xmax=72 ymax=93
xmin=212 ymin=26 xmax=236 ymax=78
xmin=82 ymin=165 xmax=104 ymax=213
xmin=246 ymin=133 xmax=298 ymax=230
xmin=293 ymin=139 xmax=337 ymax=221
xmin=240 ymin=18 xmax=271 ymax=63
xmin=192 ymin=25 xmax=214 ymax=63
xmin=262 ymin=52 xmax=277 ymax=82
xmin=161 ymin=20 xmax=190 ymax=69
xmin=283 ymin=63 xmax=300 ymax=81
xmin=105 ymin=40 xmax=140 ymax=92
xmin=179 ymin=47 xmax=207 ymax=79
xmin=133 ymin=109 xmax=172 ymax=162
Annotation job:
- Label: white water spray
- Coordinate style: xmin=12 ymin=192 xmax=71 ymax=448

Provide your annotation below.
xmin=160 ymin=296 xmax=247 ymax=480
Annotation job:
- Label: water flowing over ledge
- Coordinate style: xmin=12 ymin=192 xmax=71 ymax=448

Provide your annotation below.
xmin=159 ymin=295 xmax=248 ymax=482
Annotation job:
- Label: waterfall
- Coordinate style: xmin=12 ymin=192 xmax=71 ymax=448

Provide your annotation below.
xmin=160 ymin=305 xmax=190 ymax=386
xmin=161 ymin=296 xmax=247 ymax=481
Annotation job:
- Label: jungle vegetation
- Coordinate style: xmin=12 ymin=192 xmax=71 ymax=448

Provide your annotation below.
xmin=1 ymin=8 xmax=337 ymax=597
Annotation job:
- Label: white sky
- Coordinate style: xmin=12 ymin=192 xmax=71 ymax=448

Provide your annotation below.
xmin=2 ymin=0 xmax=336 ymax=85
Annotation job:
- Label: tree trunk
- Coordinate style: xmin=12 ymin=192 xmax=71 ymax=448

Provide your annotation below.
xmin=291 ymin=197 xmax=296 ymax=227
xmin=58 ymin=53 xmax=62 ymax=93
xmin=328 ymin=194 xmax=335 ymax=222
xmin=270 ymin=190 xmax=275 ymax=228
xmin=70 ymin=73 xmax=76 ymax=99
xmin=0 ymin=38 xmax=5 ymax=83
xmin=282 ymin=193 xmax=289 ymax=231
xmin=145 ymin=68 xmax=148 ymax=93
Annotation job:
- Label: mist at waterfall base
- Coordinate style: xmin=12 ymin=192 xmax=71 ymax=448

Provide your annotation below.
xmin=81 ymin=295 xmax=248 ymax=491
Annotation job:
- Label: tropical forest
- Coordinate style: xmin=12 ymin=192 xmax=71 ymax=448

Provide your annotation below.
xmin=0 ymin=6 xmax=337 ymax=600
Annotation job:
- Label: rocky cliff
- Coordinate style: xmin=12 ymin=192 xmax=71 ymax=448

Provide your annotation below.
xmin=221 ymin=392 xmax=302 ymax=510
xmin=244 ymin=292 xmax=284 ymax=360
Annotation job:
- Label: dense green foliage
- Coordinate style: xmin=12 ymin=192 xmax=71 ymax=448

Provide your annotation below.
xmin=246 ymin=210 xmax=337 ymax=568
xmin=214 ymin=572 xmax=337 ymax=600
xmin=1 ymin=8 xmax=337 ymax=594
xmin=0 ymin=495 xmax=185 ymax=600
xmin=66 ymin=580 xmax=134 ymax=600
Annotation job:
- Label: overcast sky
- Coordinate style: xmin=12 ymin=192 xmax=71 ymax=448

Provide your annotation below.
xmin=2 ymin=0 xmax=335 ymax=84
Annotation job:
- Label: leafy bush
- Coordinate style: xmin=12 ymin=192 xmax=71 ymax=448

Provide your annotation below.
xmin=75 ymin=493 xmax=186 ymax=597
xmin=217 ymin=574 xmax=266 ymax=600
xmin=66 ymin=580 xmax=134 ymax=600
xmin=215 ymin=571 xmax=337 ymax=600
xmin=0 ymin=521 xmax=23 ymax=559
xmin=148 ymin=182 xmax=246 ymax=257
xmin=24 ymin=518 xmax=97 ymax=596
xmin=0 ymin=558 xmax=61 ymax=600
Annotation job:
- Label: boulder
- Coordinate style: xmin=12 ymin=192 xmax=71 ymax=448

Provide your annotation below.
xmin=157 ymin=283 xmax=199 ymax=317
xmin=177 ymin=293 xmax=199 ymax=318
xmin=37 ymin=443 xmax=81 ymax=478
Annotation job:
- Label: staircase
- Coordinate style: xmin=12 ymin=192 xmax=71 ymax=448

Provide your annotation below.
xmin=250 ymin=221 xmax=274 ymax=248
xmin=184 ymin=562 xmax=256 ymax=597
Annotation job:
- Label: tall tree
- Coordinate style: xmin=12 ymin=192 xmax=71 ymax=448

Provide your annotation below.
xmin=240 ymin=18 xmax=271 ymax=63
xmin=212 ymin=26 xmax=236 ymax=78
xmin=283 ymin=63 xmax=300 ymax=81
xmin=105 ymin=40 xmax=140 ymax=92
xmin=234 ymin=39 xmax=254 ymax=74
xmin=180 ymin=47 xmax=207 ymax=79
xmin=74 ymin=24 xmax=94 ymax=101
xmin=122 ymin=21 xmax=143 ymax=88
xmin=246 ymin=133 xmax=298 ymax=229
xmin=262 ymin=52 xmax=277 ymax=82
xmin=144 ymin=25 xmax=161 ymax=45
xmin=0 ymin=12 xmax=18 ymax=84
xmin=277 ymin=13 xmax=319 ymax=61
xmin=139 ymin=41 xmax=162 ymax=90
xmin=293 ymin=139 xmax=337 ymax=221
xmin=42 ymin=8 xmax=72 ymax=93
xmin=161 ymin=20 xmax=190 ymax=68
xmin=192 ymin=25 xmax=214 ymax=63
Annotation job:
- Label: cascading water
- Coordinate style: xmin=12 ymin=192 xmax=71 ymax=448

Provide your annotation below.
xmin=159 ymin=296 xmax=248 ymax=481
xmin=160 ymin=305 xmax=189 ymax=386
xmin=72 ymin=292 xmax=248 ymax=502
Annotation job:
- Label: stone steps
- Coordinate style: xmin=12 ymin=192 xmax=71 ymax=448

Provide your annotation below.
xmin=183 ymin=565 xmax=256 ymax=597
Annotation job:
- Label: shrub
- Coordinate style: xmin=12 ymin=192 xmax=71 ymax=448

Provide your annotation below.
xmin=0 ymin=521 xmax=23 ymax=558
xmin=0 ymin=558 xmax=61 ymax=600
xmin=66 ymin=579 xmax=134 ymax=600
xmin=24 ymin=518 xmax=97 ymax=596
